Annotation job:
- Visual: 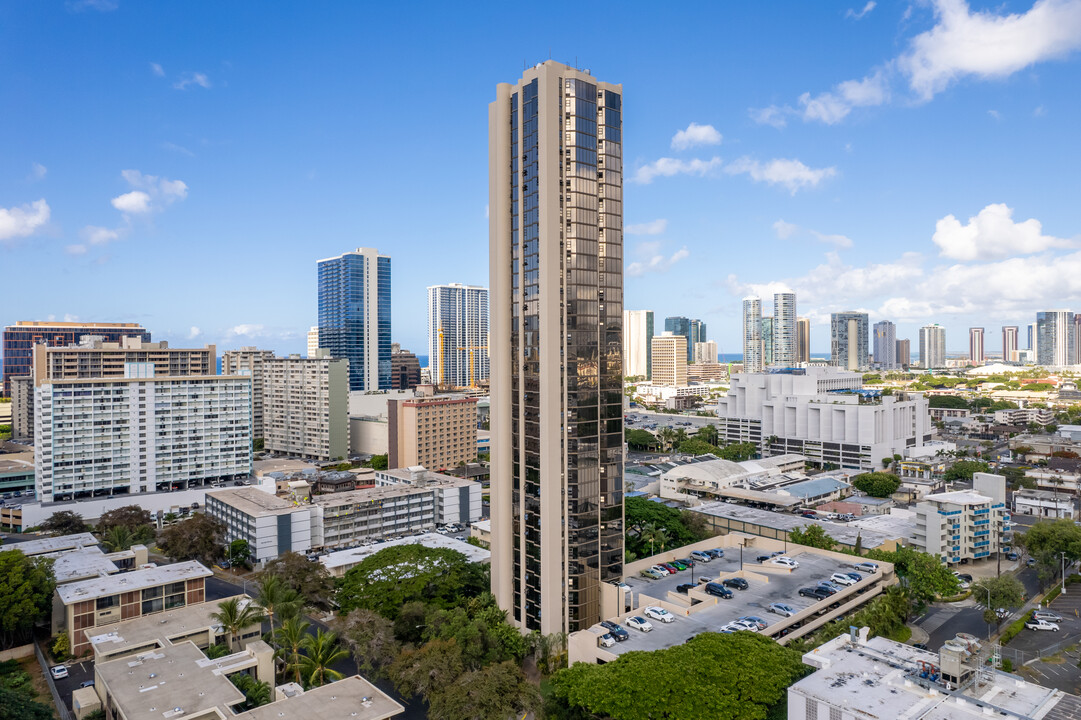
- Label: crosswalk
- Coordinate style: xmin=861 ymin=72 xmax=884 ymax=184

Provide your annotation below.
xmin=919 ymin=606 xmax=962 ymax=635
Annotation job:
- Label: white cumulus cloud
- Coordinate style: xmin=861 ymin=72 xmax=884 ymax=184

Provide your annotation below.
xmin=626 ymin=219 xmax=668 ymax=235
xmin=626 ymin=242 xmax=690 ymax=277
xmin=110 ymin=170 xmax=188 ymax=218
xmin=671 ymin=123 xmax=722 ymax=150
xmin=725 ymin=157 xmax=837 ymax=194
xmin=228 ymin=324 xmax=265 ymax=337
xmin=932 ymin=203 xmax=1075 ymax=260
xmin=846 ymin=1 xmax=877 ymax=20
xmin=188 ymin=326 xmax=202 ymax=339
xmin=798 ymin=71 xmax=890 ymax=124
xmin=150 ymin=62 xmax=165 ymax=77
xmin=111 ymin=191 xmax=152 ymax=214
xmin=631 ymin=157 xmax=722 ymax=184
xmin=0 ymin=199 xmax=51 ymax=243
xmin=773 ymin=220 xmax=799 ymax=239
xmin=29 ymin=163 xmax=47 ymax=181
xmin=749 ymin=105 xmax=789 ymax=129
xmin=173 ymin=72 xmax=210 ymax=90
xmin=83 ymin=225 xmax=121 ymax=245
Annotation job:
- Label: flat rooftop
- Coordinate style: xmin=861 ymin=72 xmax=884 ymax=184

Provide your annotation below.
xmin=0 ymin=452 xmax=34 ymax=474
xmin=320 ymin=532 xmax=490 ymax=571
xmin=376 ymin=467 xmax=475 ymax=488
xmin=58 ymin=561 xmax=211 ymax=605
xmin=9 ymin=532 xmax=100 ymax=555
xmin=45 ymin=546 xmax=121 ymax=584
xmin=253 ymin=458 xmax=318 ymax=476
xmin=95 ymin=642 xmax=245 ymax=720
xmin=848 ymin=510 xmax=919 ymax=543
xmin=207 ymin=486 xmax=302 ymax=516
xmin=239 ymin=676 xmax=403 ymax=720
xmin=88 ymin=595 xmax=250 ymax=657
xmin=692 ymin=501 xmax=897 ymax=548
xmin=924 ymin=490 xmax=993 ymax=505
xmin=312 ymin=484 xmax=434 ymax=508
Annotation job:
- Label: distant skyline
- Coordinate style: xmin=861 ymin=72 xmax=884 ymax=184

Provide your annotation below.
xmin=2 ymin=1 xmax=1080 ymax=358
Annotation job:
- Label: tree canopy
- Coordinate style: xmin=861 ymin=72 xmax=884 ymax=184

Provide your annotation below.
xmin=624 ymin=428 xmax=658 ymax=450
xmin=262 ymin=551 xmax=335 ymax=605
xmin=851 ymin=472 xmax=901 ymax=498
xmin=337 ymin=545 xmax=489 ymax=619
xmin=944 ymin=460 xmax=991 ymax=483
xmin=39 ymin=510 xmax=88 ymax=536
xmin=625 ymin=496 xmax=709 ymax=559
xmin=158 ymin=513 xmax=224 ymax=565
xmin=0 ymin=551 xmax=56 ymax=649
xmin=427 ymin=660 xmax=539 ymax=720
xmin=546 ymin=632 xmax=804 ymax=720
xmin=928 ymin=395 xmax=969 ymax=409
xmin=1015 ymin=519 xmax=1081 ymax=587
xmin=865 ymin=546 xmax=958 ymax=609
xmin=788 ymin=524 xmax=835 ymax=550
xmin=972 ymin=575 xmax=1025 ymax=624
xmin=96 ymin=505 xmax=154 ymax=534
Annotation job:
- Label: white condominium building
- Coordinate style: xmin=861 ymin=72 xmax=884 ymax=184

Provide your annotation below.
xmin=427 ymin=283 xmax=490 ymax=387
xmin=623 ymin=310 xmax=654 ymax=379
xmin=222 ymin=347 xmax=276 ymax=440
xmin=742 ymin=297 xmax=763 ymax=373
xmin=693 ymin=340 xmax=718 ymax=364
xmin=263 ymin=353 xmax=349 ymax=461
xmin=919 ymin=324 xmax=946 ymax=368
xmin=716 ymin=367 xmax=931 ymax=470
xmin=913 ymin=472 xmax=1008 ymax=563
xmin=205 ymin=487 xmax=313 ymax=563
xmin=34 ymin=366 xmax=252 ymax=503
xmin=772 ymin=292 xmax=797 ymax=368
xmin=650 ymin=332 xmax=687 ymax=386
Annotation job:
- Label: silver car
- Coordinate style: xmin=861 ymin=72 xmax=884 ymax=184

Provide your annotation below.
xmin=1033 ymin=610 xmax=1064 ymax=623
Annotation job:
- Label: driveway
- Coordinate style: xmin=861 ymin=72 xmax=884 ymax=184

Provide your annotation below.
xmin=49 ymin=653 xmax=95 ymax=714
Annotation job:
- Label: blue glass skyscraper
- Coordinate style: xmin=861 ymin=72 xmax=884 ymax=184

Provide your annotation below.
xmin=317 ymin=248 xmax=391 ymax=391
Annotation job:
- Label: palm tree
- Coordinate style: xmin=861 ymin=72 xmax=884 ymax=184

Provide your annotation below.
xmin=276 ymin=616 xmax=310 ymax=685
xmin=256 ymin=575 xmax=301 ymax=650
xmin=673 ymin=428 xmax=688 ymax=447
xmin=696 ymin=424 xmax=719 ymax=447
xmin=211 ymin=597 xmax=266 ymax=651
xmin=101 ymin=526 xmax=135 ymax=552
xmin=657 ymin=427 xmax=677 ymax=452
xmin=299 ymin=629 xmax=348 ymax=688
xmin=638 ymin=523 xmax=669 ymax=557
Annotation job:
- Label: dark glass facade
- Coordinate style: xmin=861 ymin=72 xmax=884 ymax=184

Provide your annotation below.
xmin=390 ymin=348 xmax=421 ymax=390
xmin=664 ymin=316 xmax=706 ymax=362
xmin=317 ymin=250 xmax=391 ymax=391
xmin=2 ymin=323 xmax=151 ymax=396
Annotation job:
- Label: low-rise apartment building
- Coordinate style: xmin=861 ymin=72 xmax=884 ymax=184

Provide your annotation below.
xmin=311 ymin=485 xmax=437 ymax=550
xmin=263 ymin=353 xmax=349 ymax=461
xmin=205 ymin=487 xmax=313 ymax=563
xmin=913 ymin=472 xmax=1008 ymax=564
xmin=387 ymin=393 xmax=477 ymax=470
xmin=374 ymin=466 xmax=482 ymax=526
xmin=715 ymin=368 xmax=932 ymax=470
xmin=993 ymin=407 xmax=1055 ymax=425
xmin=1014 ymin=488 xmax=1074 ymax=519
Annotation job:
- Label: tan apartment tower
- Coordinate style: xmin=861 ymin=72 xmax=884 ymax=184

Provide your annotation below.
xmin=969 ymin=327 xmax=985 ymax=365
xmin=1002 ymin=326 xmax=1019 ymax=363
xmin=489 ymin=61 xmax=624 ymax=635
xmin=222 ymin=347 xmax=276 ymax=441
xmin=387 ymin=394 xmax=478 ymax=471
xmin=796 ymin=317 xmax=811 ymax=364
xmin=651 ymin=332 xmax=688 ymax=385
xmin=262 ymin=352 xmax=349 ymax=461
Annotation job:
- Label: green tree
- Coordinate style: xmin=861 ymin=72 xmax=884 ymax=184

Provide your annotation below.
xmin=546 ymin=632 xmax=804 ymax=720
xmin=421 ymin=595 xmax=529 ymax=670
xmin=944 ymin=460 xmax=991 ymax=483
xmin=275 ymin=617 xmax=310 ymax=685
xmin=1015 ymin=519 xmax=1081 ymax=588
xmin=427 ymin=661 xmax=540 ymax=720
xmin=656 ymin=427 xmax=677 ymax=451
xmin=624 ymin=496 xmax=705 ymax=558
xmin=101 ymin=526 xmax=138 ymax=552
xmin=624 ymin=428 xmax=658 ymax=450
xmin=96 ymin=505 xmax=154 ymax=535
xmin=335 ymin=608 xmax=401 ymax=679
xmin=695 ymin=424 xmax=720 ymax=447
xmin=262 ymin=551 xmax=335 ymax=605
xmin=678 ymin=438 xmax=720 ymax=456
xmin=256 ymin=574 xmax=300 ymax=650
xmin=364 ymin=454 xmax=389 ymax=471
xmin=229 ymin=673 xmax=272 ymax=710
xmin=865 ymin=546 xmax=959 ymax=612
xmin=0 ymin=686 xmax=54 ymax=720
xmin=788 ymin=524 xmax=835 ymax=550
xmin=210 ymin=597 xmax=266 ymax=651
xmin=718 ymin=442 xmax=757 ymax=461
xmin=40 ymin=510 xmax=88 ymax=536
xmin=205 ymin=643 xmax=231 ymax=659
xmin=227 ymin=539 xmax=252 ymax=568
xmin=298 ymin=629 xmax=348 ymax=688
xmin=972 ymin=576 xmax=1025 ymax=625
xmin=851 ymin=472 xmax=902 ymax=498
xmin=158 ymin=513 xmax=225 ymax=565
xmin=0 ymin=551 xmax=56 ymax=649
xmin=388 ymin=638 xmax=466 ymax=700
xmin=337 ymin=545 xmax=488 ymax=619
xmin=928 ymin=395 xmax=969 ymax=409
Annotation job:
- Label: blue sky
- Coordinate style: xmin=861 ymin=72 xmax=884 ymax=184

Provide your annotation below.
xmin=2 ymin=1 xmax=1080 ymax=359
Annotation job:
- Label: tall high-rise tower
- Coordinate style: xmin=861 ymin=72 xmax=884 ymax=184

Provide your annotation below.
xmin=1036 ymin=311 xmax=1076 ymax=367
xmin=873 ymin=320 xmax=897 ymax=369
xmin=742 ymin=298 xmax=763 ymax=373
xmin=317 ymin=248 xmax=391 ymax=391
xmin=623 ymin=310 xmax=654 ymax=379
xmin=919 ymin=324 xmax=946 ymax=369
xmin=1002 ymin=326 xmax=1019 ymax=363
xmin=428 ymin=283 xmax=490 ymax=387
xmin=969 ymin=327 xmax=985 ymax=366
xmin=489 ymin=61 xmax=624 ymax=635
xmin=831 ymin=312 xmax=869 ymax=371
xmin=772 ymin=293 xmax=797 ymax=367
xmin=796 ymin=317 xmax=811 ymax=364
xmin=664 ymin=316 xmax=705 ymax=363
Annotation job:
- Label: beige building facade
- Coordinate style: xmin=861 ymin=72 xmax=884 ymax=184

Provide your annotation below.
xmin=650 ymin=332 xmax=687 ymax=386
xmin=10 ymin=374 xmax=33 ymax=440
xmin=222 ymin=347 xmax=276 ymax=440
xmin=263 ymin=354 xmax=348 ymax=461
xmin=387 ymin=395 xmax=477 ymax=470
xmin=32 ymin=337 xmax=214 ymax=382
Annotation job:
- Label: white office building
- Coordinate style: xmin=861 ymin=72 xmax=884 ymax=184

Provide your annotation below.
xmin=773 ymin=292 xmax=797 ymax=367
xmin=693 ymin=339 xmax=718 ymax=364
xmin=872 ymin=320 xmax=897 ymax=369
xmin=623 ymin=310 xmax=654 ymax=379
xmin=919 ymin=324 xmax=946 ymax=369
xmin=35 ymin=366 xmax=252 ymax=503
xmin=427 ymin=283 xmax=489 ymax=387
xmin=205 ymin=487 xmax=314 ymax=564
xmin=374 ymin=466 xmax=482 ymax=526
xmin=913 ymin=472 xmax=1008 ymax=564
xmin=742 ymin=297 xmax=763 ymax=373
xmin=715 ymin=367 xmax=932 ymax=470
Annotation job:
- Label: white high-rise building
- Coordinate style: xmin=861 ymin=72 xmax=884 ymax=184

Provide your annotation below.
xmin=623 ymin=310 xmax=654 ymax=379
xmin=263 ymin=353 xmax=350 ymax=461
xmin=772 ymin=292 xmax=797 ymax=367
xmin=222 ymin=347 xmax=276 ymax=440
xmin=872 ymin=320 xmax=897 ymax=369
xmin=742 ymin=297 xmax=763 ymax=373
xmin=693 ymin=339 xmax=718 ymax=364
xmin=1036 ymin=310 xmax=1076 ymax=367
xmin=427 ymin=283 xmax=489 ymax=388
xmin=919 ymin=324 xmax=946 ymax=369
xmin=489 ymin=61 xmax=624 ymax=635
xmin=969 ymin=327 xmax=985 ymax=365
xmin=307 ymin=326 xmax=319 ymax=358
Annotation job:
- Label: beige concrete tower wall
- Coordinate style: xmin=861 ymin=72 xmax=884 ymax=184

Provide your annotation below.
xmin=651 ymin=334 xmax=687 ymax=386
xmin=489 ymin=81 xmax=514 ymax=618
xmin=847 ymin=318 xmax=859 ymax=371
xmin=328 ymin=359 xmax=349 ymax=461
xmin=797 ymin=318 xmax=810 ymax=364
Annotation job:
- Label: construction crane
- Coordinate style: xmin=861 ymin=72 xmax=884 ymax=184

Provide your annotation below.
xmin=455 ymin=345 xmax=489 ymax=388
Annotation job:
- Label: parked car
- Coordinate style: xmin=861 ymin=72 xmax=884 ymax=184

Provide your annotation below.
xmin=815 ymin=581 xmax=840 ymax=594
xmin=669 ymin=560 xmax=688 ymax=571
xmin=676 ymin=583 xmax=696 ymax=594
xmin=912 ymin=643 xmax=929 ymax=651
xmin=79 ymin=680 xmax=95 ymax=689
xmin=1007 ymin=552 xmax=1019 ymax=561
xmin=641 ymin=567 xmax=666 ymax=579
xmin=597 ymin=633 xmax=616 ymax=648
xmin=768 ymin=603 xmax=796 ymax=617
xmin=651 ymin=564 xmax=673 ymax=576
xmin=739 ymin=616 xmax=768 ymax=630
xmin=626 ymin=616 xmax=654 ymax=632
xmin=599 ymin=620 xmax=629 ymax=641
xmin=661 ymin=562 xmax=680 ymax=573
xmin=723 ymin=577 xmax=749 ymax=590
xmin=995 ymin=608 xmax=1010 ymax=620
xmin=756 ymin=555 xmax=773 ymax=563
xmin=801 ymin=512 xmax=817 ymax=519
xmin=728 ymin=619 xmax=761 ymax=632
xmin=844 ymin=572 xmax=863 ymax=582
xmin=853 ymin=562 xmax=879 ymax=574
xmin=720 ymin=623 xmax=747 ymax=633
xmin=707 ymin=548 xmax=725 ymax=558
xmin=830 ymin=573 xmax=856 ymax=586
xmin=1024 ymin=619 xmax=1060 ymax=631
xmin=644 ymin=606 xmax=675 ymax=623
xmin=704 ymin=582 xmax=733 ymax=599
xmin=697 ymin=576 xmax=714 ymax=585
xmin=770 ymin=556 xmax=799 ymax=568
xmin=958 ymin=573 xmax=973 ymax=583
xmin=1027 ymin=557 xmax=1037 ymax=566
xmin=678 ymin=558 xmax=696 ymax=568
xmin=799 ymin=587 xmax=832 ymax=600
xmin=690 ymin=550 xmax=713 ymax=563
xmin=1033 ymin=610 xmax=1064 ymax=623
xmin=50 ymin=666 xmax=68 ymax=680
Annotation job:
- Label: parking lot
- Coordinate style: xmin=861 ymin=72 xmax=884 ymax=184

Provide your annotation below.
xmin=610 ymin=550 xmax=879 ymax=655
xmin=1008 ymin=588 xmax=1081 ymax=657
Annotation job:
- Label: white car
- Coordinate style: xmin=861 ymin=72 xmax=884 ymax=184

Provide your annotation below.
xmin=626 ymin=616 xmax=653 ymax=632
xmin=651 ymin=564 xmax=674 ymax=576
xmin=644 ymin=606 xmax=675 ymax=623
xmin=720 ymin=623 xmax=746 ymax=633
xmin=1025 ymin=619 xmax=1060 ymax=632
xmin=769 ymin=556 xmax=799 ymax=568
xmin=830 ymin=573 xmax=856 ymax=586
xmin=50 ymin=666 xmax=69 ymax=680
xmin=597 ymin=633 xmax=616 ymax=648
